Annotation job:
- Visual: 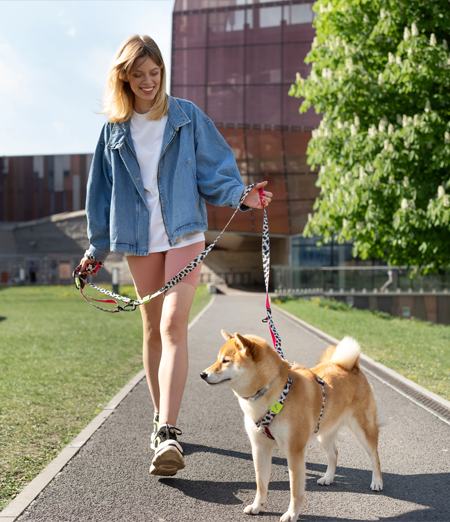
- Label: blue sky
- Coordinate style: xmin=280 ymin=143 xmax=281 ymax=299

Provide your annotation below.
xmin=0 ymin=1 xmax=175 ymax=156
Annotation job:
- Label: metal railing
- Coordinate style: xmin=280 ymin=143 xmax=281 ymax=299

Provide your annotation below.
xmin=272 ymin=265 xmax=450 ymax=294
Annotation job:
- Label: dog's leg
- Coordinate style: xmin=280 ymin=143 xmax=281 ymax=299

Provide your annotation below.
xmin=280 ymin=447 xmax=306 ymax=522
xmin=244 ymin=419 xmax=275 ymax=515
xmin=317 ymin=431 xmax=338 ymax=486
xmin=349 ymin=414 xmax=383 ymax=491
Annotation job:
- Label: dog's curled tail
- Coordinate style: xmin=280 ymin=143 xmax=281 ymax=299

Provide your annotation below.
xmin=324 ymin=336 xmax=361 ymax=371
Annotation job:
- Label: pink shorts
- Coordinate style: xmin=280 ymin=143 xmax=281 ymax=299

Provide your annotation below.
xmin=126 ymin=241 xmax=205 ymax=295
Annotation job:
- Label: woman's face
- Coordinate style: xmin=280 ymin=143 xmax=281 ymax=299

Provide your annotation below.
xmin=127 ymin=56 xmax=161 ymax=114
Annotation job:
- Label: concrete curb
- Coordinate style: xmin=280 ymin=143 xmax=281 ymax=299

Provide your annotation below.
xmin=0 ymin=295 xmax=216 ymax=521
xmin=273 ymin=304 xmax=450 ymax=420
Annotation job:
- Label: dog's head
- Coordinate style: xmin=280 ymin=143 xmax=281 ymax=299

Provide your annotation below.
xmin=200 ymin=330 xmax=269 ymax=392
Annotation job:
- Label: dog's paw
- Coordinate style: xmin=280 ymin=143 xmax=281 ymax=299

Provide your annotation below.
xmin=280 ymin=510 xmax=299 ymax=522
xmin=371 ymin=479 xmax=383 ymax=491
xmin=317 ymin=475 xmax=333 ymax=486
xmin=244 ymin=503 xmax=263 ymax=515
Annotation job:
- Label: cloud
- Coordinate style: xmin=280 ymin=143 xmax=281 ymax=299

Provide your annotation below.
xmin=54 ymin=122 xmax=65 ymax=134
xmin=67 ymin=27 xmax=77 ymax=38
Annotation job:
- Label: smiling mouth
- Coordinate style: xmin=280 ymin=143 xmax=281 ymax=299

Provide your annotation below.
xmin=141 ymin=87 xmax=154 ymax=93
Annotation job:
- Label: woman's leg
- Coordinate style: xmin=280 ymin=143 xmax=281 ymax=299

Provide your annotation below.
xmin=126 ymin=253 xmax=166 ymax=413
xmin=158 ymin=241 xmax=205 ymax=427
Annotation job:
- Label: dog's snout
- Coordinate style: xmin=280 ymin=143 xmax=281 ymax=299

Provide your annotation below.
xmin=200 ymin=372 xmax=208 ymax=381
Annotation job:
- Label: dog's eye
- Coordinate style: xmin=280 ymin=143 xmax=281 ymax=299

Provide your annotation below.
xmin=222 ymin=359 xmax=230 ymax=364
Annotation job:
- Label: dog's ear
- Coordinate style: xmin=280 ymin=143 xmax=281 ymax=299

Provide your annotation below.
xmin=234 ymin=333 xmax=254 ymax=356
xmin=221 ymin=330 xmax=233 ymax=341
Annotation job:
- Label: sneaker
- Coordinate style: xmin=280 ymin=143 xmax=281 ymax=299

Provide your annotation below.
xmin=150 ymin=424 xmax=185 ymax=477
xmin=150 ymin=413 xmax=159 ymax=450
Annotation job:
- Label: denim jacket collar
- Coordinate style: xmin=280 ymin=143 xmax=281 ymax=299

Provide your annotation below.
xmin=107 ymin=96 xmax=191 ymax=149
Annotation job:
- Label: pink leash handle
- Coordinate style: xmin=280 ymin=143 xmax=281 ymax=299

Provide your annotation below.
xmin=259 ymin=187 xmax=265 ymax=207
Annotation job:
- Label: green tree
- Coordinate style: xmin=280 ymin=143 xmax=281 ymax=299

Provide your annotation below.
xmin=289 ymin=0 xmax=450 ymax=273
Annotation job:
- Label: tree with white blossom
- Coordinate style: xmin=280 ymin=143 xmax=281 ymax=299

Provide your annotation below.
xmin=289 ymin=0 xmax=450 ymax=273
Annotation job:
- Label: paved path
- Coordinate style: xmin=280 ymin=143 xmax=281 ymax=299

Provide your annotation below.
xmin=16 ymin=294 xmax=450 ymax=521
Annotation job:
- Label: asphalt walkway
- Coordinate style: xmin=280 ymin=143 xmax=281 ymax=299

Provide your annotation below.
xmin=13 ymin=293 xmax=450 ymax=521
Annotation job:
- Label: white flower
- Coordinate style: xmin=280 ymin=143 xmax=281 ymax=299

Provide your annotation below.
xmin=343 ymin=218 xmax=349 ymax=228
xmin=363 ymin=14 xmax=370 ymax=24
xmin=327 ymin=158 xmax=332 ymax=166
xmin=411 ymin=23 xmax=419 ymax=37
xmin=388 ymin=52 xmax=395 ymax=64
xmin=396 ymin=56 xmax=402 ymax=65
xmin=401 ymin=198 xmax=408 ymax=210
xmin=312 ymin=129 xmax=319 ymax=139
xmin=425 ymin=99 xmax=431 ymax=113
xmin=337 ymin=121 xmax=343 ymax=129
xmin=378 ymin=73 xmax=383 ymax=85
xmin=345 ymin=192 xmax=350 ymax=202
xmin=409 ymin=200 xmax=415 ymax=210
xmin=403 ymin=177 xmax=410 ymax=188
xmin=350 ymin=124 xmax=357 ymax=136
xmin=312 ymin=36 xmax=318 ymax=47
xmin=368 ymin=124 xmax=377 ymax=138
xmin=346 ymin=58 xmax=354 ymax=72
xmin=443 ymin=40 xmax=448 ymax=50
xmin=407 ymin=47 xmax=413 ymax=57
xmin=404 ymin=27 xmax=410 ymax=41
xmin=354 ymin=115 xmax=360 ymax=127
xmin=310 ymin=70 xmax=318 ymax=82
xmin=379 ymin=118 xmax=387 ymax=132
xmin=356 ymin=221 xmax=364 ymax=230
xmin=330 ymin=193 xmax=334 ymax=203
xmin=396 ymin=114 xmax=402 ymax=125
xmin=414 ymin=114 xmax=420 ymax=126
xmin=388 ymin=124 xmax=394 ymax=135
xmin=430 ymin=34 xmax=437 ymax=47
xmin=380 ymin=8 xmax=387 ymax=19
xmin=389 ymin=176 xmax=395 ymax=184
xmin=359 ymin=166 xmax=367 ymax=181
xmin=404 ymin=139 xmax=409 ymax=149
xmin=296 ymin=72 xmax=302 ymax=82
xmin=308 ymin=213 xmax=312 ymax=221
xmin=367 ymin=164 xmax=374 ymax=172
xmin=345 ymin=172 xmax=352 ymax=183
xmin=328 ymin=3 xmax=333 ymax=12
xmin=438 ymin=186 xmax=445 ymax=198
xmin=402 ymin=115 xmax=408 ymax=127
xmin=444 ymin=195 xmax=450 ymax=207
xmin=384 ymin=140 xmax=394 ymax=153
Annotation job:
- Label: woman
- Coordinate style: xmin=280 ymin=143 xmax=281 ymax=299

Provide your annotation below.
xmin=78 ymin=35 xmax=272 ymax=477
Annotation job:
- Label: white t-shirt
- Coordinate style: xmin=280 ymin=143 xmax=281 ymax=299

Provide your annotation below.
xmin=130 ymin=110 xmax=205 ymax=253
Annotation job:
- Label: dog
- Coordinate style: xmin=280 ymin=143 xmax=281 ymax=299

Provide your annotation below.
xmin=200 ymin=331 xmax=385 ymax=522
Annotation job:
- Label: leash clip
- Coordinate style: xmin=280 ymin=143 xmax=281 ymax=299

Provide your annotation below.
xmin=119 ymin=302 xmax=137 ymax=312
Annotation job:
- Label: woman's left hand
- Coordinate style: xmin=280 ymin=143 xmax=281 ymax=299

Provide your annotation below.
xmin=242 ymin=181 xmax=273 ymax=209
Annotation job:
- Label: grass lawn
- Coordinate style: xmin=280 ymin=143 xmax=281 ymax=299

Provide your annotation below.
xmin=0 ymin=284 xmax=212 ymax=511
xmin=274 ymin=297 xmax=450 ymax=401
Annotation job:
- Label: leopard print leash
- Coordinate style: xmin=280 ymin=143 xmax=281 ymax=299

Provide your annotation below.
xmin=73 ymin=184 xmax=257 ymax=313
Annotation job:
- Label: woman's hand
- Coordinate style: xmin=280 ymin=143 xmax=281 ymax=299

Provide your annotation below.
xmin=243 ymin=181 xmax=273 ymax=209
xmin=78 ymin=256 xmax=100 ymax=276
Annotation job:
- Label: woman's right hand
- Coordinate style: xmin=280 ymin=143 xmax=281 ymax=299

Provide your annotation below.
xmin=78 ymin=256 xmax=100 ymax=276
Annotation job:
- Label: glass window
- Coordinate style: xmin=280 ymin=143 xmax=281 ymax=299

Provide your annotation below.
xmin=289 ymin=199 xmax=315 ymax=234
xmin=174 ymin=13 xmax=207 ymax=49
xmin=246 ymin=130 xmax=283 ymax=173
xmin=209 ymin=9 xmax=245 ymax=46
xmin=207 ymin=46 xmax=244 ymax=85
xmin=283 ymin=86 xmax=321 ymax=127
xmin=174 ymin=0 xmax=209 ymax=12
xmin=283 ymin=43 xmax=312 ymax=83
xmin=206 ymin=85 xmax=244 ymax=123
xmin=286 ymin=174 xmax=320 ymax=199
xmin=283 ymin=3 xmax=315 ymax=42
xmin=245 ymin=44 xmax=281 ymax=84
xmin=284 ymin=131 xmax=311 ymax=173
xmin=172 ymin=49 xmax=206 ymax=86
xmin=171 ymin=86 xmax=206 ymax=112
xmin=246 ymin=6 xmax=282 ymax=44
xmin=245 ymin=85 xmax=281 ymax=126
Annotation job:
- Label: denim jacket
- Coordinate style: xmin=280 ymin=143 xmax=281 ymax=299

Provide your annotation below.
xmin=85 ymin=96 xmax=249 ymax=262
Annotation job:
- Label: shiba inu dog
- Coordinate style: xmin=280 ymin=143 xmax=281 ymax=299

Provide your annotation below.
xmin=200 ymin=331 xmax=384 ymax=522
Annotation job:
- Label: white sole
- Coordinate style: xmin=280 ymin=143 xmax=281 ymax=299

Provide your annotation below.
xmin=150 ymin=443 xmax=185 ymax=477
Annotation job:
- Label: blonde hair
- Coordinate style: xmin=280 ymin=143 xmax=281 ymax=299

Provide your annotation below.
xmin=103 ymin=35 xmax=169 ymax=122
